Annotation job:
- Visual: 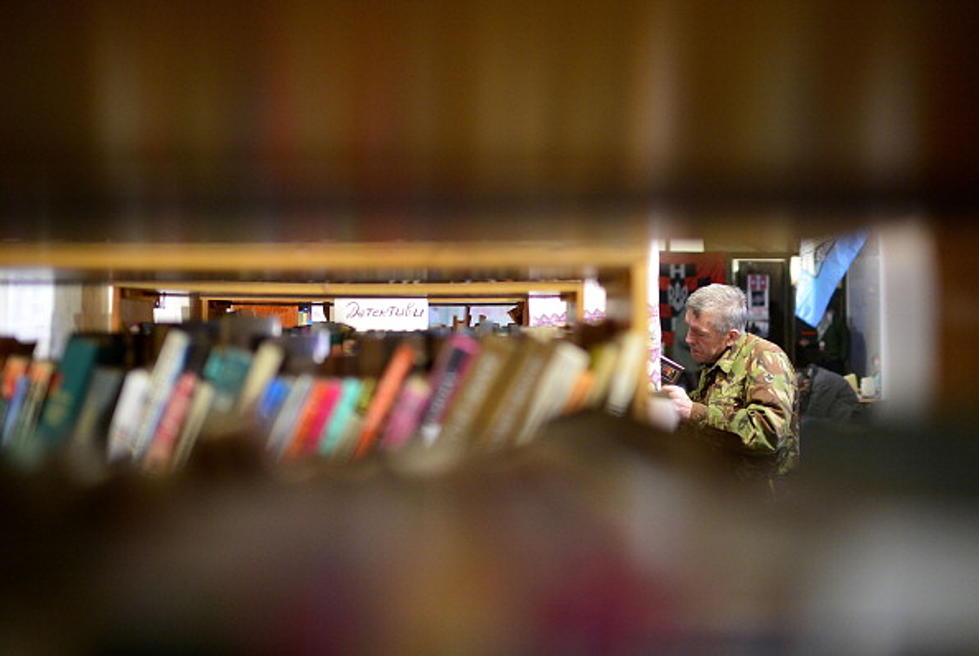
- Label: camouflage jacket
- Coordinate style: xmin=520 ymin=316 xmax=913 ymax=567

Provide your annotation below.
xmin=686 ymin=332 xmax=799 ymax=477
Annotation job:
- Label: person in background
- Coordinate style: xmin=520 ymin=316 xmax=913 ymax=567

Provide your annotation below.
xmin=797 ymin=360 xmax=859 ymax=424
xmin=662 ymin=284 xmax=799 ymax=478
xmin=816 ymin=294 xmax=849 ymax=375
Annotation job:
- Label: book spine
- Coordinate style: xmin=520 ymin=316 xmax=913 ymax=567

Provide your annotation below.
xmin=283 ymin=379 xmax=339 ymax=459
xmin=131 ymin=330 xmax=190 ymax=459
xmin=142 ymin=371 xmax=198 ymax=473
xmin=7 ymin=362 xmax=55 ymax=463
xmin=203 ymin=346 xmax=253 ymax=412
xmin=354 ymin=343 xmax=416 ymax=458
xmin=1 ymin=375 xmax=29 ymax=447
xmin=605 ymin=332 xmax=645 ymax=417
xmin=479 ymin=340 xmax=553 ymax=447
xmin=70 ymin=367 xmax=124 ymax=448
xmin=585 ymin=342 xmax=619 ymax=408
xmin=171 ymin=381 xmax=216 ymax=469
xmin=319 ymin=378 xmax=363 ymax=456
xmin=515 ymin=341 xmax=589 ymax=444
xmin=236 ymin=341 xmax=284 ymax=412
xmin=436 ymin=336 xmax=515 ymax=449
xmin=303 ymin=379 xmax=342 ymax=455
xmin=329 ymin=379 xmax=375 ymax=460
xmin=35 ymin=338 xmax=99 ymax=446
xmin=562 ymin=370 xmax=594 ymax=415
xmin=0 ymin=357 xmax=31 ymax=431
xmin=380 ymin=375 xmax=431 ymax=450
xmin=417 ymin=334 xmax=480 ymax=445
xmin=267 ymin=374 xmax=314 ymax=459
xmin=257 ymin=377 xmax=293 ymax=430
xmin=106 ymin=369 xmax=152 ymax=462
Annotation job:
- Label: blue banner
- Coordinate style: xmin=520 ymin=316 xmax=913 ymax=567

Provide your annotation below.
xmin=795 ymin=230 xmax=868 ymax=327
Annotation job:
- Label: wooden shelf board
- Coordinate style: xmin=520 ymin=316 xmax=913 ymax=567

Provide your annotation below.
xmin=0 ymin=242 xmax=647 ymax=275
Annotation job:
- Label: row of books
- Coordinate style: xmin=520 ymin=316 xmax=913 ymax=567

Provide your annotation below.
xmin=0 ymin=318 xmax=648 ymax=476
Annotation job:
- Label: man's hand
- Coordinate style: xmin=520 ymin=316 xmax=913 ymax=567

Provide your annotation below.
xmin=661 ymin=384 xmax=693 ymax=420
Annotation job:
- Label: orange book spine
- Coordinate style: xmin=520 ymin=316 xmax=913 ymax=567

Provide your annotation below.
xmin=284 ymin=379 xmax=331 ymax=460
xmin=354 ymin=343 xmax=416 ymax=458
xmin=562 ymin=371 xmax=594 ymax=415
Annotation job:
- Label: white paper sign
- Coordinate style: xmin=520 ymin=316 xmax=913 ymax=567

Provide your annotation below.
xmin=333 ymin=298 xmax=429 ymax=331
xmin=747 ymin=273 xmax=769 ymax=320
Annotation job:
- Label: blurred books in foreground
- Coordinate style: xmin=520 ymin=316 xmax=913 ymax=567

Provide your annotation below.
xmin=0 ymin=317 xmax=649 ymax=480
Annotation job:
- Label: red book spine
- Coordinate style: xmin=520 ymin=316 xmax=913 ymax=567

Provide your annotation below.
xmin=284 ymin=380 xmax=331 ymax=460
xmin=143 ymin=371 xmax=197 ymax=472
xmin=303 ymin=379 xmax=343 ymax=455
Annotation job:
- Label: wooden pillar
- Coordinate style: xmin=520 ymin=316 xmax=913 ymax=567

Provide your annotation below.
xmin=77 ymin=284 xmax=115 ymax=331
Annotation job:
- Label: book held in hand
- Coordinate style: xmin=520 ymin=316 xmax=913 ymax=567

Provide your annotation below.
xmin=659 ymin=354 xmax=685 ymax=386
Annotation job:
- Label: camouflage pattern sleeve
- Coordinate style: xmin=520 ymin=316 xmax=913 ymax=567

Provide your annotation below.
xmin=696 ymin=346 xmax=798 ymax=456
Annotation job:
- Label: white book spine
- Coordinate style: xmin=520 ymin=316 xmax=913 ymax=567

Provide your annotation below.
xmin=132 ymin=330 xmax=191 ymax=458
xmin=266 ymin=374 xmax=314 ymax=459
xmin=106 ymin=369 xmax=151 ymax=462
xmin=236 ymin=341 xmax=285 ymax=413
xmin=605 ymin=332 xmax=645 ymax=417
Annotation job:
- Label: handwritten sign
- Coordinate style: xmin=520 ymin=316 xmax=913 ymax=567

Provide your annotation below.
xmin=333 ymin=298 xmax=429 ymax=331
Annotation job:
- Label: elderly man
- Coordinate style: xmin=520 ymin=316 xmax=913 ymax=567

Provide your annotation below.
xmin=662 ymin=284 xmax=799 ymax=477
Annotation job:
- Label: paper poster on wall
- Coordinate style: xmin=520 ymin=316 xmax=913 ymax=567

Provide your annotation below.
xmin=746 ymin=274 xmax=770 ymax=338
xmin=528 ymin=294 xmax=567 ymax=326
xmin=747 ymin=274 xmax=769 ymax=320
xmin=333 ymin=298 xmax=429 ymax=331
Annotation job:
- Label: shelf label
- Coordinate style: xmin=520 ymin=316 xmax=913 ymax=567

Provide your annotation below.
xmin=333 ymin=298 xmax=429 ymax=332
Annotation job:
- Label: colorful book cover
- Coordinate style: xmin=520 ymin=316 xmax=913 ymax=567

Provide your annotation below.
xmin=0 ymin=355 xmax=31 ymax=432
xmin=354 ymin=342 xmax=417 ymax=458
xmin=283 ymin=378 xmax=335 ymax=459
xmin=142 ymin=371 xmax=198 ymax=473
xmin=1 ymin=374 xmax=29 ymax=447
xmin=329 ymin=379 xmax=375 ymax=461
xmin=236 ymin=340 xmax=285 ymax=413
xmin=7 ymin=361 xmax=56 ymax=464
xmin=301 ymin=379 xmax=343 ymax=455
xmin=131 ymin=329 xmax=191 ymax=459
xmin=257 ymin=377 xmax=293 ymax=430
xmin=319 ymin=378 xmax=363 ymax=456
xmin=380 ymin=375 xmax=431 ymax=450
xmin=202 ymin=346 xmax=253 ymax=413
xmin=35 ymin=333 xmax=123 ymax=448
xmin=267 ymin=374 xmax=314 ymax=459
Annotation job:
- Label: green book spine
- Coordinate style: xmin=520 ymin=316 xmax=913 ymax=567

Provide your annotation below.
xmin=35 ymin=337 xmax=100 ymax=447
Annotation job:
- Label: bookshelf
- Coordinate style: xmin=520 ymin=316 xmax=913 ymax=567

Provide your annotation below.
xmin=113 ymin=280 xmax=589 ymax=324
xmin=0 ymin=239 xmax=655 ymax=453
xmin=0 ymin=240 xmax=649 ymax=334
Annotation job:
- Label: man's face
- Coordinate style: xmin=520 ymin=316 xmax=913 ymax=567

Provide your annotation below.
xmin=685 ymin=309 xmax=738 ymax=364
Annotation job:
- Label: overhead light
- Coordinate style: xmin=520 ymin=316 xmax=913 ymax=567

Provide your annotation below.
xmin=668 ymin=238 xmax=704 ymax=253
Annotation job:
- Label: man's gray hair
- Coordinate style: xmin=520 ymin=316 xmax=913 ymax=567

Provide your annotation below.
xmin=685 ymin=284 xmax=748 ymax=334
